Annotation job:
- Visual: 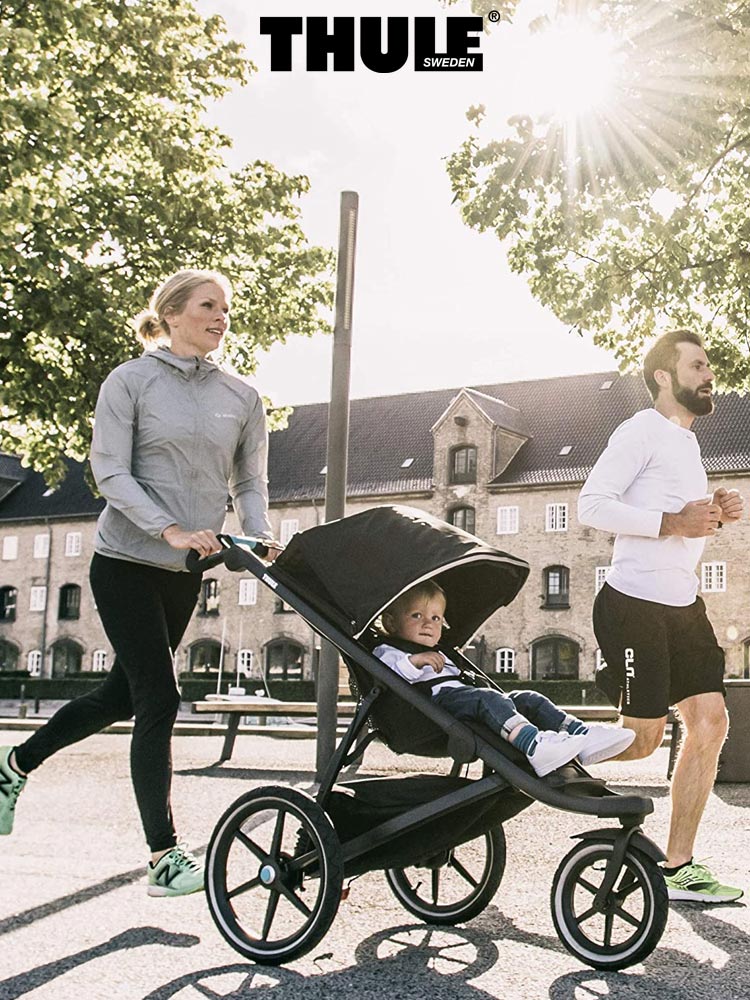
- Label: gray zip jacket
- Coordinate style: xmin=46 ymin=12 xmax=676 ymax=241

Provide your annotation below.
xmin=90 ymin=346 xmax=272 ymax=572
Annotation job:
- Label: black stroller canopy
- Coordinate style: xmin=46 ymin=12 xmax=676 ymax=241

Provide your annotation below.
xmin=272 ymin=505 xmax=529 ymax=646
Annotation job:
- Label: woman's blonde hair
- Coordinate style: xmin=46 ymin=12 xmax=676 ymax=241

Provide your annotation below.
xmin=133 ymin=269 xmax=232 ymax=345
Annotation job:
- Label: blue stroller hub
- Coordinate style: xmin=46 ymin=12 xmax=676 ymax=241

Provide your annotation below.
xmin=190 ymin=506 xmax=668 ymax=970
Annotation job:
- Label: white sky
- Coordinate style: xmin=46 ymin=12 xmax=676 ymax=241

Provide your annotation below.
xmin=198 ymin=0 xmax=619 ymax=405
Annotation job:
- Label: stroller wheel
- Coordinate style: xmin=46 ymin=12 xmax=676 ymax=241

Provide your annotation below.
xmin=384 ymin=826 xmax=506 ymax=925
xmin=551 ymin=839 xmax=668 ymax=971
xmin=205 ymin=785 xmax=343 ymax=964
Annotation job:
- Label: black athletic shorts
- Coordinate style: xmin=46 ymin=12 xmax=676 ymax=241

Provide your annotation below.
xmin=592 ymin=583 xmax=726 ymax=719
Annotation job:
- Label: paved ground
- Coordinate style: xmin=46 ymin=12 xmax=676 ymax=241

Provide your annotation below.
xmin=0 ymin=726 xmax=748 ymax=1000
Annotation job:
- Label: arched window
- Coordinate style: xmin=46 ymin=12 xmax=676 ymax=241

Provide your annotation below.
xmin=449 ymin=506 xmax=476 ymax=535
xmin=58 ymin=583 xmax=81 ymax=621
xmin=531 ymin=636 xmax=580 ymax=680
xmin=542 ymin=566 xmax=570 ymax=609
xmin=198 ymin=579 xmax=220 ymax=616
xmin=0 ymin=639 xmax=19 ymax=672
xmin=449 ymin=445 xmax=477 ymax=485
xmin=51 ymin=638 xmax=83 ymax=677
xmin=0 ymin=586 xmax=17 ymax=622
xmin=189 ymin=639 xmax=225 ymax=673
xmin=265 ymin=640 xmax=304 ymax=681
xmin=495 ymin=648 xmax=515 ymax=674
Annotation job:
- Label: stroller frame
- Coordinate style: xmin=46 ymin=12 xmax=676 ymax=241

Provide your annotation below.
xmin=194 ymin=523 xmax=669 ymax=971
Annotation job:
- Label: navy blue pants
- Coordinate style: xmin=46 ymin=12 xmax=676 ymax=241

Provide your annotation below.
xmin=433 ymin=686 xmax=567 ymax=739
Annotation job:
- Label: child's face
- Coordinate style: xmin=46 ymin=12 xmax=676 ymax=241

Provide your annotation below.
xmin=387 ymin=594 xmax=446 ymax=647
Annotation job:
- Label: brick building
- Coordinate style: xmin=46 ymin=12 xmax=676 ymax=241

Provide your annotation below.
xmin=2 ymin=369 xmax=750 ymax=687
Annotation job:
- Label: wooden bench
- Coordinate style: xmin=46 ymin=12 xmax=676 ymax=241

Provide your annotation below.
xmin=193 ymin=696 xmax=683 ymax=775
xmin=192 ymin=696 xmax=358 ymax=762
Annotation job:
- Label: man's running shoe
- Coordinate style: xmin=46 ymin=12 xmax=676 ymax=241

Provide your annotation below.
xmin=664 ymin=860 xmax=744 ymax=903
xmin=577 ymin=724 xmax=636 ymax=766
xmin=147 ymin=844 xmax=204 ymax=897
xmin=0 ymin=747 xmax=26 ymax=836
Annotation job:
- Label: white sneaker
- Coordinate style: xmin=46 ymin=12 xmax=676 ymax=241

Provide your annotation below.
xmin=526 ymin=731 xmax=588 ymax=777
xmin=577 ymin=725 xmax=636 ymax=766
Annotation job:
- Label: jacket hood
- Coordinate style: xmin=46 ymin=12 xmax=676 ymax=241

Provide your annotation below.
xmin=149 ymin=345 xmax=219 ymax=379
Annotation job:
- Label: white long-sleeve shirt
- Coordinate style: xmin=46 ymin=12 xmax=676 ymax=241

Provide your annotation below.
xmin=578 ymin=408 xmax=707 ymax=605
xmin=372 ymin=643 xmax=465 ymax=696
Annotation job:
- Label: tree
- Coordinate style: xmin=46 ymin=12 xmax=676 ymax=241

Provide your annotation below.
xmin=1 ymin=0 xmax=333 ymax=481
xmin=444 ymin=0 xmax=750 ymax=387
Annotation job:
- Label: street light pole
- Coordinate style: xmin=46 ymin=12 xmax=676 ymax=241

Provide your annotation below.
xmin=316 ymin=191 xmax=359 ymax=781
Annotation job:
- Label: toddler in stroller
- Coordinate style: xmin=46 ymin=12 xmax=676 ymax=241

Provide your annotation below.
xmin=375 ymin=580 xmax=635 ymax=776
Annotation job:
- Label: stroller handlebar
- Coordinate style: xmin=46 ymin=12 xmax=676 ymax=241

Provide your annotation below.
xmin=186 ymin=533 xmax=274 ymax=573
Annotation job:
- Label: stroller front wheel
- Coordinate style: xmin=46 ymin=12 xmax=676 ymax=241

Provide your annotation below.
xmin=384 ymin=825 xmax=506 ymax=925
xmin=551 ymin=838 xmax=668 ymax=971
xmin=205 ymin=785 xmax=343 ymax=964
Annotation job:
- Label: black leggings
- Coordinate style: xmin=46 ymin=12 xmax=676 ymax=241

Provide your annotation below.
xmin=15 ymin=554 xmax=200 ymax=852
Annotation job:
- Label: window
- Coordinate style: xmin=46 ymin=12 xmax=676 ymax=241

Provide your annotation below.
xmin=545 ymin=503 xmax=568 ymax=532
xmin=51 ymin=638 xmax=83 ymax=677
xmin=495 ymin=648 xmax=515 ymax=674
xmin=532 ymin=636 xmax=580 ymax=680
xmin=400 ymin=458 xmax=414 ymax=468
xmin=496 ymin=506 xmax=519 ymax=535
xmin=237 ymin=649 xmax=254 ymax=676
xmin=559 ymin=445 xmax=573 ymax=456
xmin=595 ymin=648 xmax=607 ymax=671
xmin=1 ymin=536 xmax=18 ymax=560
xmin=29 ymin=586 xmax=47 ymax=611
xmin=92 ymin=649 xmax=108 ymax=671
xmin=449 ymin=446 xmax=477 ymax=484
xmin=58 ymin=584 xmax=81 ymax=621
xmin=449 ymin=506 xmax=475 ymax=535
xmin=265 ymin=639 xmax=304 ymax=681
xmin=595 ymin=566 xmax=609 ymax=593
xmin=239 ymin=578 xmax=258 ymax=606
xmin=280 ymin=519 xmax=299 ymax=545
xmin=701 ymin=561 xmax=726 ymax=593
xmin=0 ymin=639 xmax=19 ymax=672
xmin=27 ymin=650 xmax=42 ymax=675
xmin=189 ymin=639 xmax=224 ymax=672
xmin=199 ymin=578 xmax=220 ymax=616
xmin=65 ymin=531 xmax=82 ymax=557
xmin=543 ymin=566 xmax=570 ymax=609
xmin=33 ymin=533 xmax=50 ymax=559
xmin=0 ymin=586 xmax=17 ymax=622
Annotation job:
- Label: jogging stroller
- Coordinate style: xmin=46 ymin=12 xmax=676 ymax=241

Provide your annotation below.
xmin=189 ymin=506 xmax=668 ymax=970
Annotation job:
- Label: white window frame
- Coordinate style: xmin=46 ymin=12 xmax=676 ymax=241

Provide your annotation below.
xmin=496 ymin=505 xmax=519 ymax=535
xmin=2 ymin=535 xmax=18 ymax=560
xmin=237 ymin=649 xmax=254 ymax=676
xmin=239 ymin=578 xmax=258 ymax=606
xmin=27 ymin=650 xmax=42 ymax=675
xmin=545 ymin=503 xmax=568 ymax=532
xmin=65 ymin=531 xmax=82 ymax=557
xmin=29 ymin=585 xmax=47 ymax=611
xmin=279 ymin=519 xmax=299 ymax=545
xmin=33 ymin=533 xmax=50 ymax=559
xmin=701 ymin=561 xmax=726 ymax=593
xmin=92 ymin=649 xmax=108 ymax=671
xmin=595 ymin=648 xmax=607 ymax=670
xmin=495 ymin=647 xmax=515 ymax=674
xmin=595 ymin=566 xmax=609 ymax=593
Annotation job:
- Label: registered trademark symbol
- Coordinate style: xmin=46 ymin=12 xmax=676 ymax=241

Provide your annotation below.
xmin=487 ymin=9 xmax=501 ymax=22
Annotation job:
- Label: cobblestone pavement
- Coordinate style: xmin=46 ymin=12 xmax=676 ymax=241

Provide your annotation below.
xmin=0 ymin=729 xmax=748 ymax=1000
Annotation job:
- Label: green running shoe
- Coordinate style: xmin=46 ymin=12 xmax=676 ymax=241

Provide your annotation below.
xmin=147 ymin=844 xmax=204 ymax=897
xmin=0 ymin=746 xmax=27 ymax=836
xmin=664 ymin=860 xmax=744 ymax=903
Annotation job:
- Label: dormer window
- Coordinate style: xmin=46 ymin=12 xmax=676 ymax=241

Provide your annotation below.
xmin=449 ymin=445 xmax=477 ymax=485
xmin=400 ymin=458 xmax=414 ymax=468
xmin=559 ymin=445 xmax=572 ymax=456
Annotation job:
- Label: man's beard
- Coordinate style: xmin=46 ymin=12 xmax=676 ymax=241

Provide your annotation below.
xmin=673 ymin=379 xmax=714 ymax=416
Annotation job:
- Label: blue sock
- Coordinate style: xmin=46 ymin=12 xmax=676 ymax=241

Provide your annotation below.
xmin=510 ymin=724 xmax=539 ymax=755
xmin=561 ymin=715 xmax=588 ymax=735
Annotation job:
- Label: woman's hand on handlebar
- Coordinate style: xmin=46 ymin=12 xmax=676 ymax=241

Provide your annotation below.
xmin=162 ymin=524 xmax=222 ymax=557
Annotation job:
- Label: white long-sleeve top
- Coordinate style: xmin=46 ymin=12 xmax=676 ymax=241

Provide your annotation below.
xmin=578 ymin=408 xmax=707 ymax=605
xmin=372 ymin=643 xmax=465 ymax=696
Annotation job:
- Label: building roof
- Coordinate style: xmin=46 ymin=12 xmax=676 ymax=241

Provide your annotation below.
xmin=1 ymin=369 xmax=750 ymax=522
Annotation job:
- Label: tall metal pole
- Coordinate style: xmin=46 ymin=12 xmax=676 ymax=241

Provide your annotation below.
xmin=316 ymin=191 xmax=359 ymax=780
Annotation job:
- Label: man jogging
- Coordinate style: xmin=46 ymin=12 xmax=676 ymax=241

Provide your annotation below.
xmin=579 ymin=329 xmax=744 ymax=903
